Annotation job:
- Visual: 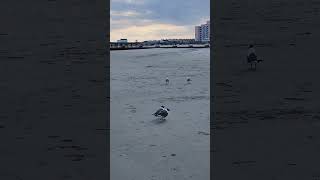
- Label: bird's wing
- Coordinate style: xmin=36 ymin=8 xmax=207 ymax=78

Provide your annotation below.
xmin=153 ymin=109 xmax=162 ymax=116
xmin=161 ymin=109 xmax=169 ymax=115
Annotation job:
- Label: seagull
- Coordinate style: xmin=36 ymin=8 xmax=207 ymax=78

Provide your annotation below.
xmin=153 ymin=106 xmax=170 ymax=119
xmin=153 ymin=106 xmax=165 ymax=115
xmin=187 ymin=77 xmax=191 ymax=82
xmin=165 ymin=77 xmax=169 ymax=85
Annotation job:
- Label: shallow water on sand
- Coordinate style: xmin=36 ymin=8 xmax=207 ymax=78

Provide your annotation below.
xmin=111 ymin=48 xmax=209 ymax=180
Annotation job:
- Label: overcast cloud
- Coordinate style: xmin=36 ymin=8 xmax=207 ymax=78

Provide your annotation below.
xmin=110 ymin=0 xmax=210 ymax=41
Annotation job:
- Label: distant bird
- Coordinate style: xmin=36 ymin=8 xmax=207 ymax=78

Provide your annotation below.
xmin=165 ymin=77 xmax=169 ymax=85
xmin=187 ymin=77 xmax=191 ymax=82
xmin=153 ymin=106 xmax=170 ymax=119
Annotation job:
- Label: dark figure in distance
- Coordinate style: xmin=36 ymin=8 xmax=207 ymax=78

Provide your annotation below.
xmin=247 ymin=44 xmax=263 ymax=70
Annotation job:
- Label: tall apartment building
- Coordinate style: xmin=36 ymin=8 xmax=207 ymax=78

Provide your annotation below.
xmin=195 ymin=20 xmax=210 ymax=42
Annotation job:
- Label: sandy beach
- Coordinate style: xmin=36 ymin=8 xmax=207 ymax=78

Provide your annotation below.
xmin=111 ymin=48 xmax=209 ymax=180
xmin=213 ymin=0 xmax=320 ymax=179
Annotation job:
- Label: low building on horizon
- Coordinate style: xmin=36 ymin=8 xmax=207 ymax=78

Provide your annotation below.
xmin=117 ymin=39 xmax=128 ymax=43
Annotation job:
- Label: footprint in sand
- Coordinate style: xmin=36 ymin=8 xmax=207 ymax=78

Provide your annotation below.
xmin=125 ymin=104 xmax=136 ymax=113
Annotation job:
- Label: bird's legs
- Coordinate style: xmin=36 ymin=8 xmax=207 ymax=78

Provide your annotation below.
xmin=158 ymin=116 xmax=166 ymax=121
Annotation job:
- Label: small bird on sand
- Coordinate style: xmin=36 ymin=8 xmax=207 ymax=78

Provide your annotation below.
xmin=165 ymin=77 xmax=169 ymax=85
xmin=187 ymin=77 xmax=191 ymax=82
xmin=153 ymin=106 xmax=170 ymax=119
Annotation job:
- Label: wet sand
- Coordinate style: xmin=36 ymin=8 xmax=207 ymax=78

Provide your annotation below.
xmin=111 ymin=48 xmax=209 ymax=180
xmin=213 ymin=0 xmax=320 ymax=179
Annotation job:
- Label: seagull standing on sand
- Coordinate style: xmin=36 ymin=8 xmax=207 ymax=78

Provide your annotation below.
xmin=153 ymin=106 xmax=170 ymax=119
xmin=165 ymin=77 xmax=169 ymax=85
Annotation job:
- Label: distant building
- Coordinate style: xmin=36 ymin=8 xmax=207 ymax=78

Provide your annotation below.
xmin=195 ymin=26 xmax=201 ymax=41
xmin=117 ymin=39 xmax=128 ymax=43
xmin=195 ymin=21 xmax=210 ymax=42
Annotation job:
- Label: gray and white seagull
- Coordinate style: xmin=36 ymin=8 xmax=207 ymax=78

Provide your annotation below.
xmin=153 ymin=106 xmax=170 ymax=119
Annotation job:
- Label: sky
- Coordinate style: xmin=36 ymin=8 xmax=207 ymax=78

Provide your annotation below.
xmin=110 ymin=0 xmax=210 ymax=42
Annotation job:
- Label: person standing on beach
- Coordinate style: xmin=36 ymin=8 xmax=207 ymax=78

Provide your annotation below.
xmin=247 ymin=44 xmax=256 ymax=57
xmin=247 ymin=44 xmax=258 ymax=70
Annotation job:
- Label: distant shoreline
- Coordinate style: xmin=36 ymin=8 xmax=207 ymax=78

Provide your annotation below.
xmin=110 ymin=45 xmax=210 ymax=51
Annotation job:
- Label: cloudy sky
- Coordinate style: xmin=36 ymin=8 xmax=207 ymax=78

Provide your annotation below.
xmin=110 ymin=0 xmax=210 ymax=42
